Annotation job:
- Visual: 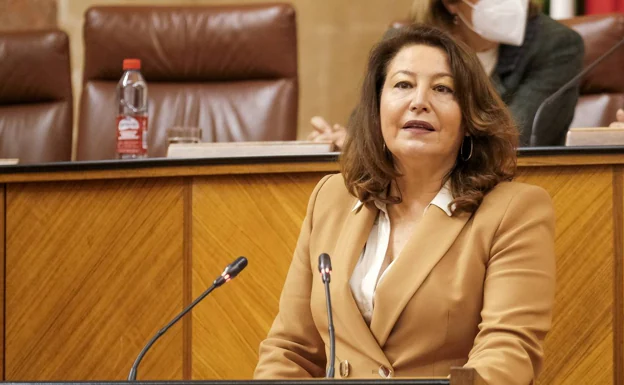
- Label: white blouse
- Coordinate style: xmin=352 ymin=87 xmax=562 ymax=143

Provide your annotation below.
xmin=476 ymin=45 xmax=499 ymax=77
xmin=348 ymin=184 xmax=454 ymax=324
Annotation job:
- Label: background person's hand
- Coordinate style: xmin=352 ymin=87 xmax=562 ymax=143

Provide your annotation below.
xmin=307 ymin=116 xmax=347 ymax=149
xmin=609 ymin=108 xmax=624 ymax=128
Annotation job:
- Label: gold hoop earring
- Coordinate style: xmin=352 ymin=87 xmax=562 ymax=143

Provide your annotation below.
xmin=460 ymin=136 xmax=473 ymax=162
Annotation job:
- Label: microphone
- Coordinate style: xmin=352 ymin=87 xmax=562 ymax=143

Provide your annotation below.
xmin=318 ymin=253 xmax=335 ymax=378
xmin=127 ymin=256 xmax=248 ymax=381
xmin=530 ymin=36 xmax=624 ymax=146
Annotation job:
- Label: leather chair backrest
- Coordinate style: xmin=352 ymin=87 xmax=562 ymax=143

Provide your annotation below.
xmin=560 ymin=13 xmax=624 ymax=128
xmin=77 ymin=4 xmax=298 ymax=160
xmin=0 ymin=30 xmax=73 ymax=164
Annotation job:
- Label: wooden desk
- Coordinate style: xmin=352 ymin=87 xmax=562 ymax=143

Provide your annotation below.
xmin=0 ymin=148 xmax=622 ymax=384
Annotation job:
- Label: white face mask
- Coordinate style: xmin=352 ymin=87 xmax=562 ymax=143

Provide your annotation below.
xmin=457 ymin=0 xmax=529 ymax=46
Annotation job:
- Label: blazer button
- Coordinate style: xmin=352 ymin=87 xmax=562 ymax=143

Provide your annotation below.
xmin=378 ymin=365 xmax=393 ymax=378
xmin=339 ymin=360 xmax=350 ymax=378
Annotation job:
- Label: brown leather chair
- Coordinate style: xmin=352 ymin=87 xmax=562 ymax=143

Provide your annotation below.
xmin=0 ymin=30 xmax=73 ymax=164
xmin=77 ymin=4 xmax=298 ymax=160
xmin=561 ymin=13 xmax=624 ymax=129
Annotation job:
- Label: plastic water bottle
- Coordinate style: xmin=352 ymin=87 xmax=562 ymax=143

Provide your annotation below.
xmin=116 ymin=58 xmax=148 ymax=159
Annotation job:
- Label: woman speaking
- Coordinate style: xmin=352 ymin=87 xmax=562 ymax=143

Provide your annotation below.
xmin=256 ymin=24 xmax=556 ymax=385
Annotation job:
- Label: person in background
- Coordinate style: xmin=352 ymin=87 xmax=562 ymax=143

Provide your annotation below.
xmin=610 ymin=108 xmax=624 ymax=128
xmin=256 ymin=24 xmax=556 ymax=384
xmin=309 ymin=0 xmax=584 ymax=147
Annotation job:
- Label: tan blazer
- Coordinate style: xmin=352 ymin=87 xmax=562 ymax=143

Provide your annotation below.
xmin=254 ymin=173 xmax=556 ymax=385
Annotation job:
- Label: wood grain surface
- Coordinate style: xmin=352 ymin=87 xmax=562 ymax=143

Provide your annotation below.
xmin=0 ymin=161 xmax=341 ymax=184
xmin=2 ymin=153 xmax=624 ymax=184
xmin=615 ymin=167 xmax=624 ymax=385
xmin=183 ymin=178 xmax=194 ymax=381
xmin=0 ymin=184 xmax=4 ymax=381
xmin=190 ymin=172 xmax=328 ymax=379
xmin=517 ymin=153 xmax=624 ymax=167
xmin=516 ymin=167 xmax=614 ymax=385
xmin=4 ymin=178 xmax=185 ymax=380
xmin=0 ymin=160 xmax=622 ymax=383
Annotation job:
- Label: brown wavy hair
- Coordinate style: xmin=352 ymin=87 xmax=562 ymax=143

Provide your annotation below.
xmin=340 ymin=24 xmax=518 ymax=215
xmin=410 ymin=0 xmax=540 ymax=28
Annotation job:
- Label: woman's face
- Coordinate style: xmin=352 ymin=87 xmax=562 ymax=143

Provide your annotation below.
xmin=379 ymin=44 xmax=463 ymax=167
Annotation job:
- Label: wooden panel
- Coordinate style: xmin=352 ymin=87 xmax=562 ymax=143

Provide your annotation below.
xmin=0 ymin=184 xmax=4 ymax=381
xmin=616 ymin=167 xmax=624 ymax=385
xmin=190 ymin=172 xmax=328 ymax=379
xmin=0 ymin=161 xmax=340 ymax=184
xmin=516 ymin=167 xmax=614 ymax=385
xmin=4 ymin=154 xmax=624 ymax=184
xmin=4 ymin=178 xmax=185 ymax=380
xmin=183 ymin=178 xmax=193 ymax=381
xmin=518 ymin=154 xmax=624 ymax=167
xmin=0 ymin=162 xmax=621 ymax=382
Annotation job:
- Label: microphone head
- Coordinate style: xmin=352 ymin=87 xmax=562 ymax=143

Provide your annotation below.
xmin=318 ymin=253 xmax=332 ymax=283
xmin=222 ymin=256 xmax=248 ymax=280
xmin=318 ymin=253 xmax=332 ymax=272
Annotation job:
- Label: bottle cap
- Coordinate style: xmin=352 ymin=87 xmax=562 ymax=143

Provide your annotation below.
xmin=123 ymin=58 xmax=141 ymax=70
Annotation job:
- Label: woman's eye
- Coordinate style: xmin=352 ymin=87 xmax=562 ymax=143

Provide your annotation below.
xmin=394 ymin=81 xmax=411 ymax=89
xmin=434 ymin=85 xmax=454 ymax=94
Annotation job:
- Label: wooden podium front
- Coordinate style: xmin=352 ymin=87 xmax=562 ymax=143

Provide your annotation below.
xmin=1 ymin=366 xmax=485 ymax=385
xmin=0 ymin=147 xmax=622 ymax=384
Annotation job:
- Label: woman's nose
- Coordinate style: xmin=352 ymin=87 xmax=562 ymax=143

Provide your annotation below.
xmin=409 ymin=88 xmax=430 ymax=113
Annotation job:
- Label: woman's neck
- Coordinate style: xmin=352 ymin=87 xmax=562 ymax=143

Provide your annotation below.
xmin=389 ymin=159 xmax=452 ymax=216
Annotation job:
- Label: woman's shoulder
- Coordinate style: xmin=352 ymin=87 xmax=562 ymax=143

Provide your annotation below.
xmin=313 ymin=172 xmax=347 ymax=193
xmin=307 ymin=173 xmax=358 ymax=223
xmin=470 ymin=181 xmax=555 ymax=235
xmin=478 ymin=181 xmax=554 ymax=215
xmin=534 ymin=13 xmax=584 ymax=54
xmin=311 ymin=173 xmax=355 ymax=206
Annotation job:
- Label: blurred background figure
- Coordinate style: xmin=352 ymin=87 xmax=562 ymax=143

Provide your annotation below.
xmin=611 ymin=108 xmax=624 ymax=128
xmin=309 ymin=0 xmax=585 ymax=147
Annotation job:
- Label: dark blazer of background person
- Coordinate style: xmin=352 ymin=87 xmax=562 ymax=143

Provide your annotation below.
xmin=492 ymin=13 xmax=584 ymax=146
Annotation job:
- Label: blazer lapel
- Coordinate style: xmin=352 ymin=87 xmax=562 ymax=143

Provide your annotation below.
xmin=369 ymin=207 xmax=472 ymax=347
xmin=331 ymin=202 xmax=392 ymax=367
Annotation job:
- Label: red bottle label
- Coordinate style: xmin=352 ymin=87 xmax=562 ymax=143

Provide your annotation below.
xmin=116 ymin=115 xmax=148 ymax=155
